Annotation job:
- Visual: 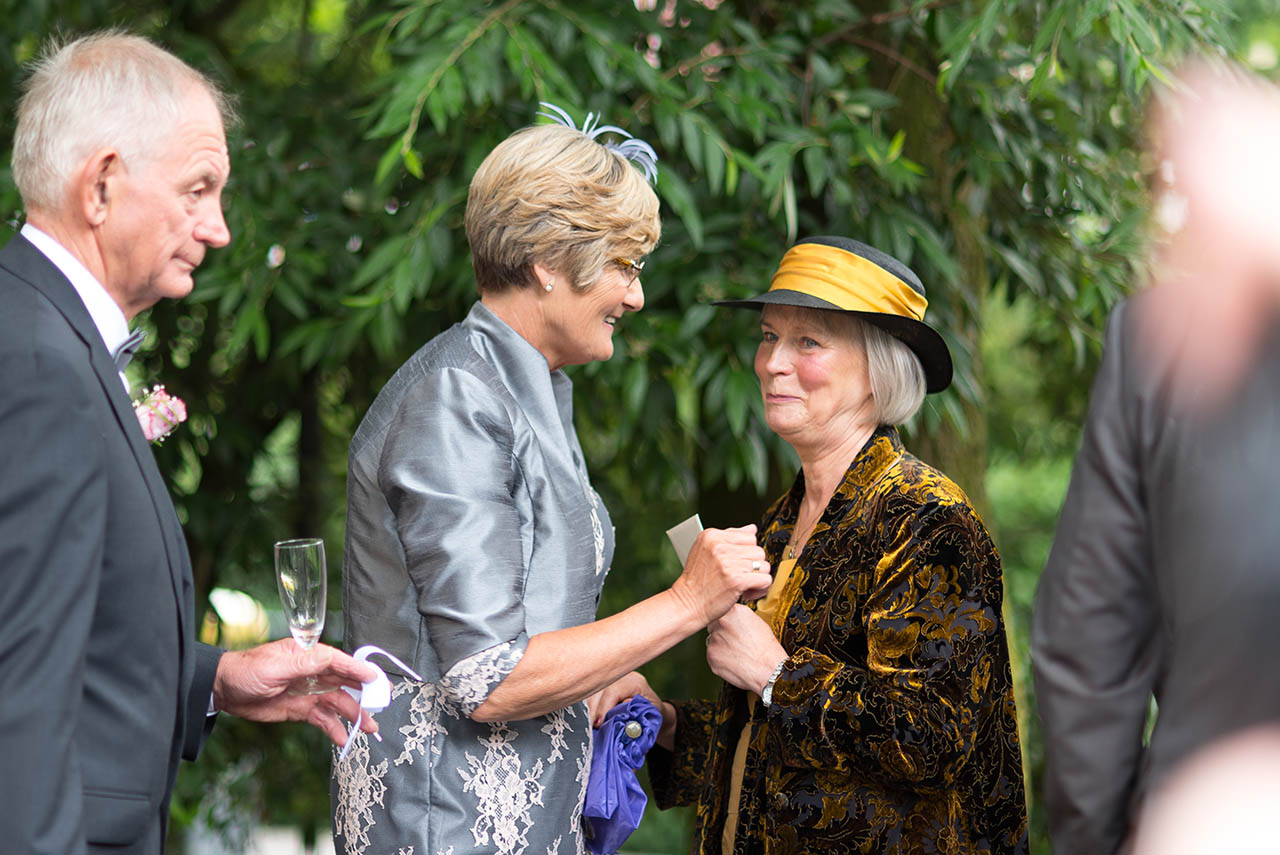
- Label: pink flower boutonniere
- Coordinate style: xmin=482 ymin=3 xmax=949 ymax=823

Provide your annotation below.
xmin=133 ymin=385 xmax=188 ymax=444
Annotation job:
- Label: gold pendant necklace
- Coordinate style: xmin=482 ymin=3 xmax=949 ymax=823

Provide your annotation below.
xmin=788 ymin=515 xmax=817 ymax=559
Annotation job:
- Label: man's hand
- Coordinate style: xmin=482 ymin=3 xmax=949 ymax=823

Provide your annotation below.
xmin=212 ymin=639 xmax=381 ymax=746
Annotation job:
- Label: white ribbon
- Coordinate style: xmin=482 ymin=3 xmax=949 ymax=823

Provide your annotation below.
xmin=336 ymin=644 xmax=423 ymax=763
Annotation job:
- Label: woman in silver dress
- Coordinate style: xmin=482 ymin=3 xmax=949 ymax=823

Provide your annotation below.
xmin=330 ymin=116 xmax=771 ymax=855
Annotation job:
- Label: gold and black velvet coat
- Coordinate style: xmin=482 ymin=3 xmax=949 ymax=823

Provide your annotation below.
xmin=649 ymin=427 xmax=1028 ymax=854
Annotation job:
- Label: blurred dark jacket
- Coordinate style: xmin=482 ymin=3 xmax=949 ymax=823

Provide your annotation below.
xmin=1033 ymin=296 xmax=1280 ymax=855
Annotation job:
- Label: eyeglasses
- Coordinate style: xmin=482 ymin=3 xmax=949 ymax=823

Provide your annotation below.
xmin=613 ymin=257 xmax=645 ymax=284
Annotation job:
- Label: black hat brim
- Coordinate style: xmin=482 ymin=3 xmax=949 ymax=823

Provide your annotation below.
xmin=714 ymin=289 xmax=953 ymax=394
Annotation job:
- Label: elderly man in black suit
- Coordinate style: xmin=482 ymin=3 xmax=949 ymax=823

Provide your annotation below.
xmin=0 ymin=31 xmax=377 ymax=854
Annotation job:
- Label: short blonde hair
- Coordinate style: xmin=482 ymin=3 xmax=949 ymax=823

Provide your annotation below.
xmin=13 ymin=30 xmax=235 ymax=213
xmin=815 ymin=311 xmax=926 ymax=426
xmin=465 ymin=123 xmax=660 ymax=294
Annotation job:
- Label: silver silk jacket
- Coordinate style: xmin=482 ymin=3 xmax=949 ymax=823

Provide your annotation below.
xmin=331 ymin=301 xmax=614 ymax=855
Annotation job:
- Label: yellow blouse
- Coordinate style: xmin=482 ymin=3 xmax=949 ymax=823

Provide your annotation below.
xmin=722 ymin=556 xmax=798 ymax=853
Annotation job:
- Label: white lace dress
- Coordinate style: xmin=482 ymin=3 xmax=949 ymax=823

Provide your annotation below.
xmin=332 ymin=302 xmax=614 ymax=855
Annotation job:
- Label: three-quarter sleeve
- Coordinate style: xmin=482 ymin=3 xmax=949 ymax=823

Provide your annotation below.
xmin=767 ymin=500 xmax=1010 ymax=790
xmin=378 ymin=366 xmax=531 ymax=712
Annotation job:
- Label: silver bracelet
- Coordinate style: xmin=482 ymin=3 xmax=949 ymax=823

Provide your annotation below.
xmin=760 ymin=658 xmax=787 ymax=708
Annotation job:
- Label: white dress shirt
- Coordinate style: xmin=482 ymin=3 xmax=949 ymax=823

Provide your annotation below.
xmin=21 ymin=223 xmax=133 ymax=390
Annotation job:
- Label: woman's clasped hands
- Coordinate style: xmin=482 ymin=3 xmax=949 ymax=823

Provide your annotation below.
xmin=668 ymin=524 xmax=772 ymax=626
xmin=587 ymin=525 xmax=770 ymax=746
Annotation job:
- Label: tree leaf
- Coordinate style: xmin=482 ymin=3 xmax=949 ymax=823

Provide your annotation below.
xmin=656 ymin=168 xmax=704 ymax=248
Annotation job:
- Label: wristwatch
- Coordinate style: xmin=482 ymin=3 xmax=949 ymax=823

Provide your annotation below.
xmin=760 ymin=658 xmax=787 ymax=708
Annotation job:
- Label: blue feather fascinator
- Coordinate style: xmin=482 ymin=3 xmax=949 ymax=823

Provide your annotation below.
xmin=537 ymin=101 xmax=659 ymax=184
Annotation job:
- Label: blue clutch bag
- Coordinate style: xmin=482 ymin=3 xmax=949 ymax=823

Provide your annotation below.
xmin=582 ymin=696 xmax=662 ymax=854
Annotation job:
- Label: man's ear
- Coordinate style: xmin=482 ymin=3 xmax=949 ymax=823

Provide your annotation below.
xmin=78 ymin=148 xmax=122 ymax=227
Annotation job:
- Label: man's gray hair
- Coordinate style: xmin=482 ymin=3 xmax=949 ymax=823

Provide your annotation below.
xmin=12 ymin=30 xmax=234 ymax=213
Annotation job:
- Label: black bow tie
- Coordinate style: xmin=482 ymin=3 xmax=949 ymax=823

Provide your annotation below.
xmin=113 ymin=328 xmax=146 ymax=372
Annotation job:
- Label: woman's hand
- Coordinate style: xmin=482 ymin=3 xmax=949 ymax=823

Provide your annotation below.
xmin=669 ymin=526 xmax=772 ymax=628
xmin=587 ymin=670 xmax=659 ymax=726
xmin=707 ymin=604 xmax=787 ymax=694
xmin=474 ymin=528 xmax=768 ymax=722
xmin=585 ymin=670 xmax=677 ymax=750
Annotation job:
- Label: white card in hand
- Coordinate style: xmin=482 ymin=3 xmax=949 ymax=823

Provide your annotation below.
xmin=665 ymin=513 xmax=703 ymax=567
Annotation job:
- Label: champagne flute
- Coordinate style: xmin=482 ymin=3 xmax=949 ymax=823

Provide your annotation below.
xmin=274 ymin=537 xmax=327 ymax=694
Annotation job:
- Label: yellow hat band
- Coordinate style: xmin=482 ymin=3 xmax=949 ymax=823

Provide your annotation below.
xmin=768 ymin=242 xmax=928 ymax=321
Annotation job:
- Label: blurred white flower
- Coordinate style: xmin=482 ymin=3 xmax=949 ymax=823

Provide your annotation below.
xmin=659 ymin=0 xmax=676 ymax=26
xmin=208 ymin=587 xmax=271 ymax=648
xmin=645 ymin=33 xmax=662 ymax=68
xmin=1247 ymin=39 xmax=1278 ymax=71
xmin=266 ymin=244 xmax=286 ymax=268
xmin=342 ymin=187 xmax=365 ymax=211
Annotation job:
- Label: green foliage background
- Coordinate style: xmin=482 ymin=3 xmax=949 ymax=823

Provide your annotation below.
xmin=2 ymin=1 xmax=1277 ymax=851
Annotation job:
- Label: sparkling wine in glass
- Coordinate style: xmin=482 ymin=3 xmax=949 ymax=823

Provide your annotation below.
xmin=275 ymin=537 xmax=327 ymax=694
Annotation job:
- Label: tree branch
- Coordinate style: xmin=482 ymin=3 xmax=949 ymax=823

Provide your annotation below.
xmin=631 ymin=44 xmax=753 ymax=115
xmin=399 ymin=0 xmax=527 ymax=159
xmin=816 ymin=0 xmax=964 ymax=47
xmin=839 ymin=33 xmax=937 ymax=88
xmin=863 ymin=0 xmax=962 ymax=27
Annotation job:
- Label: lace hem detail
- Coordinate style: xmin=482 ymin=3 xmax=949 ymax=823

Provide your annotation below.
xmin=460 ymin=722 xmax=546 ymax=854
xmin=332 ymin=732 xmax=390 ymax=855
xmin=393 ymin=678 xmax=462 ymax=766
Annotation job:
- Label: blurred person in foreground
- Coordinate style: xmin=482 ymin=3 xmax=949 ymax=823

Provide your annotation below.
xmin=1032 ymin=61 xmax=1280 ymax=855
xmin=0 ymin=32 xmax=378 ymax=855
xmin=1130 ymin=725 xmax=1280 ymax=855
xmin=330 ymin=109 xmax=771 ymax=855
xmin=1137 ymin=60 xmax=1280 ymax=403
xmin=597 ymin=236 xmax=1028 ymax=854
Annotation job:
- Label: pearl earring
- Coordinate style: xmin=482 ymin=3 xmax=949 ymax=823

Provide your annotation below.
xmin=544 ymin=279 xmax=553 ymax=292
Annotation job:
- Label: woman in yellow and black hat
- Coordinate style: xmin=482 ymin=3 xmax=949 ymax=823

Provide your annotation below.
xmin=608 ymin=236 xmax=1028 ymax=853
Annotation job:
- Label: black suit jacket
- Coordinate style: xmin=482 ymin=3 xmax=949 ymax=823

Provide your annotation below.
xmin=1032 ymin=296 xmax=1280 ymax=855
xmin=0 ymin=234 xmax=222 ymax=854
